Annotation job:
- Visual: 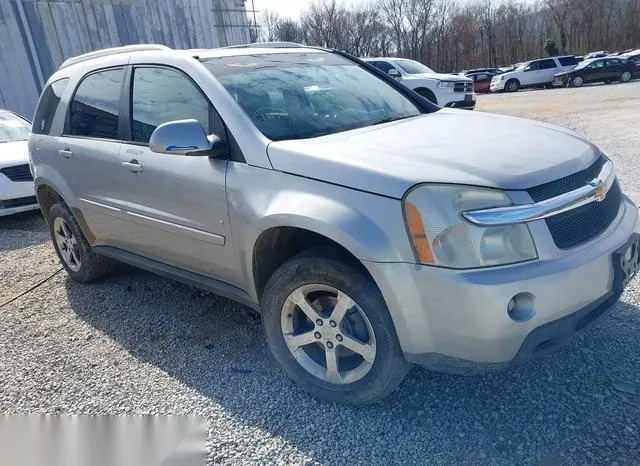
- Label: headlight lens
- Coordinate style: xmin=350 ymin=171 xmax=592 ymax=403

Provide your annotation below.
xmin=437 ymin=81 xmax=455 ymax=88
xmin=404 ymin=185 xmax=537 ymax=268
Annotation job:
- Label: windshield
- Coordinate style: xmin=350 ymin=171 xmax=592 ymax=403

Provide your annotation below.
xmin=392 ymin=59 xmax=435 ymax=74
xmin=203 ymin=53 xmax=422 ymax=141
xmin=575 ymin=59 xmax=596 ymax=70
xmin=0 ymin=112 xmax=31 ymax=143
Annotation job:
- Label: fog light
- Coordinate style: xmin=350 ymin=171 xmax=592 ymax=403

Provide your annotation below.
xmin=507 ymin=293 xmax=536 ymax=322
xmin=625 ymin=246 xmax=633 ymax=262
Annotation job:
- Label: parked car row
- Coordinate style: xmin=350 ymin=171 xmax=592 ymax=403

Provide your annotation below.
xmin=552 ymin=56 xmax=636 ymax=87
xmin=454 ymin=48 xmax=639 ymax=94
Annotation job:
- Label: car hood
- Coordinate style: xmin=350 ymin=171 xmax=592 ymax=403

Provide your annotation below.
xmin=406 ymin=72 xmax=471 ymax=82
xmin=554 ymin=69 xmax=576 ymax=77
xmin=0 ymin=140 xmax=29 ymax=168
xmin=267 ymin=109 xmax=599 ymax=199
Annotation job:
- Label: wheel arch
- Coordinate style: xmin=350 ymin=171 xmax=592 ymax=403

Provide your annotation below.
xmin=251 ymin=225 xmax=376 ymax=303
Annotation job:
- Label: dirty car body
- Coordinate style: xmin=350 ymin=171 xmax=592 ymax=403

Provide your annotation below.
xmin=29 ymin=44 xmax=640 ymax=404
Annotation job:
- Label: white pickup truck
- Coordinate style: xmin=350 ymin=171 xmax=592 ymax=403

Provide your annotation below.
xmin=364 ymin=57 xmax=476 ymax=109
xmin=490 ymin=56 xmax=579 ymax=92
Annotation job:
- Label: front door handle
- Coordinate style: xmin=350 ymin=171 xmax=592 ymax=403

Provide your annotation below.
xmin=59 ymin=148 xmax=73 ymax=159
xmin=122 ymin=160 xmax=143 ymax=173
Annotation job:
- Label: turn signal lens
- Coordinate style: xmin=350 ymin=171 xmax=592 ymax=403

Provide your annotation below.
xmin=404 ymin=202 xmax=435 ymax=264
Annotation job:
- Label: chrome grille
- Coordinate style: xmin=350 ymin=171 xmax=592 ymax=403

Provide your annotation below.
xmin=526 ymin=156 xmax=623 ymax=249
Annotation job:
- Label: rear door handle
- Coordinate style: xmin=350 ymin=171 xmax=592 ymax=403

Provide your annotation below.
xmin=59 ymin=148 xmax=73 ymax=159
xmin=122 ymin=160 xmax=143 ymax=173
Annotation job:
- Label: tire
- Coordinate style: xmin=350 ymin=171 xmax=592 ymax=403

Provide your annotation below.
xmin=48 ymin=202 xmax=115 ymax=283
xmin=415 ymin=88 xmax=438 ymax=105
xmin=504 ymin=79 xmax=520 ymax=92
xmin=620 ymin=71 xmax=632 ymax=83
xmin=572 ymin=76 xmax=583 ymax=87
xmin=261 ymin=248 xmax=409 ymax=404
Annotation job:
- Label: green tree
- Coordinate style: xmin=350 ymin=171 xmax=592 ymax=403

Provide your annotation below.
xmin=544 ymin=39 xmax=559 ymax=56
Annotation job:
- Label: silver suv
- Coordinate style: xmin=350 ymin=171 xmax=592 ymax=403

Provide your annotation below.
xmin=30 ymin=44 xmax=640 ymax=404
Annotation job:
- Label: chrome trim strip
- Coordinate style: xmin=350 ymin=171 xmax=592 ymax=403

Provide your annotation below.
xmin=79 ymin=198 xmax=121 ymax=213
xmin=125 ymin=210 xmax=226 ymax=246
xmin=463 ymin=160 xmax=615 ymax=227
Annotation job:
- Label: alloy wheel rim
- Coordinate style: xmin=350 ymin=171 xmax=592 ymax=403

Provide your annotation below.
xmin=574 ymin=77 xmax=583 ymax=86
xmin=281 ymin=284 xmax=376 ymax=384
xmin=53 ymin=217 xmax=82 ymax=272
xmin=622 ymin=72 xmax=631 ymax=82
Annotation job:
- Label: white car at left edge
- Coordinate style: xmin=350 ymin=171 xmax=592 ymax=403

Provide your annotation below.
xmin=0 ymin=110 xmax=38 ymax=216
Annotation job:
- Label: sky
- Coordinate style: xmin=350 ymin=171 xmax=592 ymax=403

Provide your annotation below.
xmin=248 ymin=0 xmax=537 ymax=20
xmin=249 ymin=0 xmax=369 ymax=20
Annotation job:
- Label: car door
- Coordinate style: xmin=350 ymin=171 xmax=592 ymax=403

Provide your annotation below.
xmin=118 ymin=65 xmax=237 ymax=283
xmin=57 ymin=67 xmax=128 ymax=246
xmin=520 ymin=61 xmax=541 ymax=86
xmin=537 ymin=59 xmax=559 ymax=84
xmin=605 ymin=59 xmax=624 ymax=80
xmin=585 ymin=59 xmax=608 ymax=82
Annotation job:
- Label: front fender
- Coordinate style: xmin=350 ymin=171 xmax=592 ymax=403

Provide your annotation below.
xmin=225 ymin=163 xmax=415 ymax=300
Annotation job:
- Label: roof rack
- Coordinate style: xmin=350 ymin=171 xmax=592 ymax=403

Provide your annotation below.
xmin=223 ymin=42 xmax=305 ymax=49
xmin=59 ymin=44 xmax=171 ymax=69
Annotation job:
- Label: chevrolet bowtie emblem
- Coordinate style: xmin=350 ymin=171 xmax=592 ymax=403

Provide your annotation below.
xmin=590 ymin=178 xmax=609 ymax=202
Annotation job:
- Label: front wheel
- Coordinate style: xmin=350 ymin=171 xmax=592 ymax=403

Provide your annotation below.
xmin=620 ymin=71 xmax=632 ymax=83
xmin=572 ymin=76 xmax=584 ymax=87
xmin=261 ymin=249 xmax=409 ymax=404
xmin=505 ymin=79 xmax=520 ymax=92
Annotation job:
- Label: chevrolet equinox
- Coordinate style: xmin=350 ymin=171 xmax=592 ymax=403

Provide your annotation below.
xmin=29 ymin=43 xmax=640 ymax=404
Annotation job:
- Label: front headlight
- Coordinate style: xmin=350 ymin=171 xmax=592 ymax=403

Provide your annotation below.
xmin=437 ymin=81 xmax=455 ymax=89
xmin=404 ymin=185 xmax=537 ymax=269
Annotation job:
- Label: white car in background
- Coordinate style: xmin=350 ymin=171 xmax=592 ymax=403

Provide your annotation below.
xmin=0 ymin=110 xmax=37 ymax=216
xmin=364 ymin=57 xmax=476 ymax=109
xmin=490 ymin=56 xmax=579 ymax=92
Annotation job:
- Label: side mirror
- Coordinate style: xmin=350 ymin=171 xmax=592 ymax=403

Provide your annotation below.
xmin=388 ymin=69 xmax=401 ymax=79
xmin=149 ymin=119 xmax=226 ymax=157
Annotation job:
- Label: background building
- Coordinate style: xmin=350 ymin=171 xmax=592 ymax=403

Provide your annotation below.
xmin=0 ymin=0 xmax=250 ymax=118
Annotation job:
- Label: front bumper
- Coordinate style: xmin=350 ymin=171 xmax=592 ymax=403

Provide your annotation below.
xmin=0 ymin=174 xmax=38 ymax=216
xmin=439 ymin=90 xmax=476 ymax=109
xmin=490 ymin=79 xmax=505 ymax=92
xmin=364 ymin=196 xmax=639 ymax=371
xmin=552 ymin=75 xmax=569 ymax=87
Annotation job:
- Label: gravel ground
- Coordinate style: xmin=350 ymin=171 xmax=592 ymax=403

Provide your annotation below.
xmin=2 ymin=82 xmax=640 ymax=465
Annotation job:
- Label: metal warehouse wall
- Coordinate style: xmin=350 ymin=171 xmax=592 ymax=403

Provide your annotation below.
xmin=0 ymin=0 xmax=250 ymax=118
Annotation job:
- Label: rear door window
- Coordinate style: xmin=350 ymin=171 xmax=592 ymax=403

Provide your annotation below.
xmin=67 ymin=68 xmax=124 ymax=140
xmin=558 ymin=56 xmax=578 ymax=66
xmin=538 ymin=59 xmax=557 ymax=70
xmin=32 ymin=78 xmax=69 ymax=135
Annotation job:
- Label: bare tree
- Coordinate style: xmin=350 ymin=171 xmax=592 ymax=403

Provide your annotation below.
xmin=291 ymin=0 xmax=640 ymax=72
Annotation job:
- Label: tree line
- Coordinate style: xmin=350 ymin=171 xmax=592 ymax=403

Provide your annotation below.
xmin=250 ymin=0 xmax=640 ymax=72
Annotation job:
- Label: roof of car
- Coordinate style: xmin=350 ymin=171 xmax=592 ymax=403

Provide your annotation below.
xmin=58 ymin=43 xmax=327 ymax=71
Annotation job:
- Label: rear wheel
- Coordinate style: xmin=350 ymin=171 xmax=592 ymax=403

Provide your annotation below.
xmin=620 ymin=71 xmax=632 ymax=83
xmin=572 ymin=76 xmax=584 ymax=87
xmin=505 ymin=79 xmax=520 ymax=92
xmin=415 ymin=88 xmax=437 ymax=105
xmin=261 ymin=248 xmax=409 ymax=404
xmin=48 ymin=203 xmax=115 ymax=282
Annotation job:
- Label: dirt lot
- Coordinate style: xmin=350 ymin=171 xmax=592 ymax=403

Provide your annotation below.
xmin=1 ymin=82 xmax=639 ymax=465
